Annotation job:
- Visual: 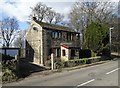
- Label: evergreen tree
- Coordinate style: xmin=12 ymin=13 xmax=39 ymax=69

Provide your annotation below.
xmin=85 ymin=21 xmax=109 ymax=53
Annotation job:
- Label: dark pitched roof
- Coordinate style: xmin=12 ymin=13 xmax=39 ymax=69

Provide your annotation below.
xmin=35 ymin=20 xmax=76 ymax=32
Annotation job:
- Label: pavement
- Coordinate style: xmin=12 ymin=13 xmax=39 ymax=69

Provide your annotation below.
xmin=2 ymin=59 xmax=119 ymax=87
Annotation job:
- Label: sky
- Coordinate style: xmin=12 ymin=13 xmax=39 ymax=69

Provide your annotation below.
xmin=0 ymin=0 xmax=119 ymax=30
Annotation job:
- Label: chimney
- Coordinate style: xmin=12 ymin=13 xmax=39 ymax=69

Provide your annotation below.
xmin=32 ymin=16 xmax=37 ymax=21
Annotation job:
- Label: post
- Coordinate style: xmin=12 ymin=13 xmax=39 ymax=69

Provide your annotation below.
xmin=109 ymin=27 xmax=114 ymax=56
xmin=51 ymin=53 xmax=54 ymax=70
xmin=109 ymin=28 xmax=112 ymax=56
xmin=80 ymin=33 xmax=83 ymax=49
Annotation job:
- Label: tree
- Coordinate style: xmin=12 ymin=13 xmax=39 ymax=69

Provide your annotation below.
xmin=69 ymin=1 xmax=116 ymax=30
xmin=68 ymin=1 xmax=117 ymax=48
xmin=14 ymin=30 xmax=26 ymax=58
xmin=0 ymin=17 xmax=19 ymax=47
xmin=31 ymin=2 xmax=51 ymax=22
xmin=85 ymin=21 xmax=109 ymax=53
xmin=54 ymin=13 xmax=64 ymax=24
xmin=14 ymin=30 xmax=26 ymax=48
xmin=45 ymin=9 xmax=56 ymax=24
xmin=30 ymin=2 xmax=64 ymax=24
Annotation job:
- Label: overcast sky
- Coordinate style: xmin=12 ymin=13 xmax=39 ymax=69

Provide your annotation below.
xmin=0 ymin=0 xmax=119 ymax=29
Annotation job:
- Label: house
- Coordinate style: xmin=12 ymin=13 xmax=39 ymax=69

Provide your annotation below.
xmin=26 ymin=17 xmax=81 ymax=66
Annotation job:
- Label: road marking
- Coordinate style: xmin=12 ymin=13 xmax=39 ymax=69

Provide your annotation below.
xmin=106 ymin=68 xmax=119 ymax=75
xmin=77 ymin=79 xmax=95 ymax=86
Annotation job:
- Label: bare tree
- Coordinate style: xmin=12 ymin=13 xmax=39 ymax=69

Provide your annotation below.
xmin=68 ymin=1 xmax=117 ymax=48
xmin=0 ymin=17 xmax=19 ymax=47
xmin=14 ymin=30 xmax=26 ymax=48
xmin=54 ymin=13 xmax=64 ymax=24
xmin=31 ymin=2 xmax=51 ymax=22
xmin=69 ymin=1 xmax=116 ymax=31
xmin=30 ymin=2 xmax=64 ymax=24
xmin=45 ymin=9 xmax=56 ymax=23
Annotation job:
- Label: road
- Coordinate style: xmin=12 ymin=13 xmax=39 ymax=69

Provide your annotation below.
xmin=3 ymin=60 xmax=119 ymax=87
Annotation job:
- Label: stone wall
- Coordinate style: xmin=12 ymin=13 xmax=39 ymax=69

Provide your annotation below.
xmin=42 ymin=29 xmax=81 ymax=62
xmin=26 ymin=22 xmax=43 ymax=65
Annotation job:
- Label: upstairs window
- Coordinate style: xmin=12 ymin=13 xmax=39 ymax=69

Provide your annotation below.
xmin=59 ymin=32 xmax=62 ymax=39
xmin=55 ymin=32 xmax=59 ymax=39
xmin=51 ymin=32 xmax=55 ymax=38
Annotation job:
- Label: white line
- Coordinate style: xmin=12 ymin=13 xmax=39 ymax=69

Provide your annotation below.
xmin=77 ymin=79 xmax=95 ymax=86
xmin=106 ymin=68 xmax=119 ymax=75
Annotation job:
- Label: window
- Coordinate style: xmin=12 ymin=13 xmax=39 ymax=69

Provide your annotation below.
xmin=51 ymin=31 xmax=61 ymax=39
xmin=33 ymin=27 xmax=38 ymax=31
xmin=71 ymin=34 xmax=75 ymax=40
xmin=58 ymin=32 xmax=62 ymax=39
xmin=51 ymin=32 xmax=55 ymax=38
xmin=55 ymin=32 xmax=59 ymax=39
xmin=67 ymin=33 xmax=71 ymax=41
xmin=62 ymin=50 xmax=66 ymax=56
xmin=58 ymin=32 xmax=61 ymax=39
xmin=67 ymin=33 xmax=69 ymax=40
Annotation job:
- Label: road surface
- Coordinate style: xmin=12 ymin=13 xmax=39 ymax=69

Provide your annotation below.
xmin=3 ymin=60 xmax=119 ymax=87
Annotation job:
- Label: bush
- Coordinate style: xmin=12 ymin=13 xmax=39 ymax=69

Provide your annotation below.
xmin=64 ymin=60 xmax=75 ymax=67
xmin=54 ymin=59 xmax=64 ymax=69
xmin=63 ymin=57 xmax=101 ymax=67
xmin=2 ymin=68 xmax=17 ymax=82
xmin=2 ymin=59 xmax=18 ymax=82
xmin=45 ymin=58 xmax=64 ymax=69
xmin=91 ymin=51 xmax=97 ymax=57
xmin=79 ymin=49 xmax=91 ymax=58
xmin=64 ymin=59 xmax=87 ymax=67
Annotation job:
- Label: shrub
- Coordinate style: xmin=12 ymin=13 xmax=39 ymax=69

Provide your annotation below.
xmin=64 ymin=60 xmax=76 ymax=67
xmin=79 ymin=49 xmax=91 ymax=58
xmin=64 ymin=59 xmax=87 ymax=67
xmin=2 ymin=59 xmax=18 ymax=82
xmin=54 ymin=59 xmax=64 ymax=69
xmin=91 ymin=51 xmax=97 ymax=57
xmin=2 ymin=68 xmax=17 ymax=82
xmin=45 ymin=58 xmax=64 ymax=69
xmin=63 ymin=57 xmax=101 ymax=67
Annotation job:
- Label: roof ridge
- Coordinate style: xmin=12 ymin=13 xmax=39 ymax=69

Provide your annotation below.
xmin=35 ymin=20 xmax=76 ymax=32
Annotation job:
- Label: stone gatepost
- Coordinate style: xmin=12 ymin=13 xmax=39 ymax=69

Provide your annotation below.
xmin=51 ymin=53 xmax=54 ymax=70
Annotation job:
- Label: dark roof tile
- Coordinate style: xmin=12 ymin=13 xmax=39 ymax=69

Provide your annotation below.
xmin=35 ymin=20 xmax=76 ymax=32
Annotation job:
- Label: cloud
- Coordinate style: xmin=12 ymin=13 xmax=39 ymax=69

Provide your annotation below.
xmin=0 ymin=0 xmax=38 ymax=22
xmin=0 ymin=0 xmax=119 ymax=23
xmin=0 ymin=0 xmax=76 ymax=22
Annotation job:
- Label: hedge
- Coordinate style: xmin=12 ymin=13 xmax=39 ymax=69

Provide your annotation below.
xmin=63 ymin=57 xmax=101 ymax=67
